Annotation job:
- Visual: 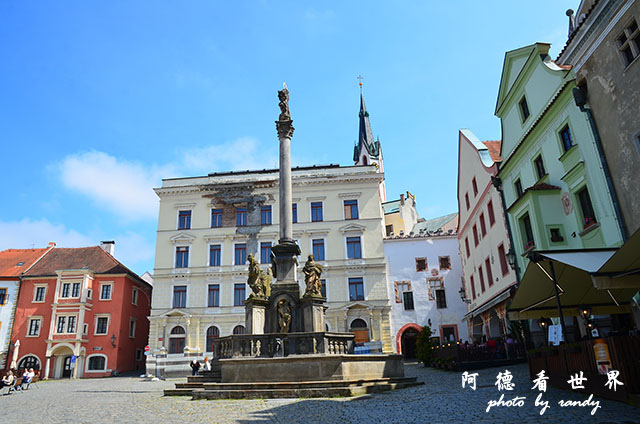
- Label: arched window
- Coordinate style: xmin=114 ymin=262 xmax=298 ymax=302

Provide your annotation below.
xmin=206 ymin=326 xmax=220 ymax=352
xmin=350 ymin=318 xmax=367 ymax=329
xmin=350 ymin=318 xmax=369 ymax=343
xmin=362 ymin=156 xmax=368 ymax=165
xmin=87 ymin=355 xmax=107 ymax=371
xmin=169 ymin=326 xmax=186 ymax=354
xmin=233 ymin=325 xmax=246 ymax=335
xmin=18 ymin=355 xmax=41 ymax=370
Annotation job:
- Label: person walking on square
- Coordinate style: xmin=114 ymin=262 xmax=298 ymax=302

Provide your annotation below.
xmin=190 ymin=359 xmax=201 ymax=376
xmin=203 ymin=357 xmax=211 ymax=372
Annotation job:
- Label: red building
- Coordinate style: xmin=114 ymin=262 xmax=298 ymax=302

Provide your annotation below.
xmin=9 ymin=243 xmax=151 ymax=378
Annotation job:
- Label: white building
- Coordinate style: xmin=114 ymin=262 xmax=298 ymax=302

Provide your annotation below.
xmin=457 ymin=129 xmax=518 ymax=342
xmin=384 ymin=211 xmax=469 ymax=356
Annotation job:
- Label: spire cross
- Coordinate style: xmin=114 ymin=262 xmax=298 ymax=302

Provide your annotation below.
xmin=357 ymin=75 xmax=364 ymax=91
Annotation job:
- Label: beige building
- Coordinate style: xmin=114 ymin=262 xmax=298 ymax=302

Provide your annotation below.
xmin=148 ymin=164 xmax=393 ymax=364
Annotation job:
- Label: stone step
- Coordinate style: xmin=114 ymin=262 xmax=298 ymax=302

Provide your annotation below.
xmin=175 ymin=376 xmax=418 ymax=391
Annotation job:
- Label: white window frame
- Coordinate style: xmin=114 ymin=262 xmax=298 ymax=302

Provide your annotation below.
xmin=344 ymin=235 xmax=364 ymax=260
xmin=310 ymin=201 xmax=324 ymax=222
xmin=83 ymin=323 xmax=89 ymax=336
xmin=33 ymin=284 xmax=47 ymax=303
xmin=132 ymin=287 xmax=139 ymax=306
xmin=27 ymin=316 xmax=43 ymax=337
xmin=174 ymin=245 xmax=191 ymax=269
xmin=176 ymin=209 xmax=193 ymax=230
xmin=60 ymin=282 xmax=71 ymax=298
xmin=55 ymin=314 xmax=78 ymax=334
xmin=171 ymin=283 xmax=188 ymax=309
xmin=94 ymin=314 xmax=111 ymax=336
xmin=208 ymin=243 xmax=223 ymax=267
xmin=99 ymin=282 xmax=113 ymax=301
xmin=347 ymin=275 xmax=366 ymax=302
xmin=85 ymin=353 xmax=109 ymax=373
xmin=310 ymin=237 xmax=327 ymax=262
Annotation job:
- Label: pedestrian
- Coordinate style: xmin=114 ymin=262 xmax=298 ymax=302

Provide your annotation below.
xmin=190 ymin=359 xmax=201 ymax=376
xmin=20 ymin=368 xmax=35 ymax=390
xmin=203 ymin=357 xmax=211 ymax=372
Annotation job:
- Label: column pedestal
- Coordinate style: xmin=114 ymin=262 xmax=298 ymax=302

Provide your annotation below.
xmin=245 ymin=298 xmax=269 ymax=335
xmin=300 ymin=296 xmax=327 ymax=332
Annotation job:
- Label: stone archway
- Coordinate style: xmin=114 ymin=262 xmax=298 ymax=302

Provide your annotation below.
xmin=50 ymin=344 xmax=75 ymax=379
xmin=489 ymin=309 xmax=502 ymax=339
xmin=395 ymin=323 xmax=422 ymax=355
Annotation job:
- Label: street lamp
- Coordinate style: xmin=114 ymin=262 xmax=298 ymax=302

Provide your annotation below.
xmin=111 ymin=334 xmax=116 ymax=347
xmin=506 ymin=248 xmax=517 ymax=270
xmin=580 ymin=305 xmax=592 ymax=319
xmin=458 ymin=285 xmax=471 ymax=304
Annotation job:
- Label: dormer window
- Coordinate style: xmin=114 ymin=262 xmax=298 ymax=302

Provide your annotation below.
xmin=519 ymin=96 xmax=530 ymax=122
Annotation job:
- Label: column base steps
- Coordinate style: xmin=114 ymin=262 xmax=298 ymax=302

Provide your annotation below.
xmin=165 ymin=377 xmax=423 ymax=399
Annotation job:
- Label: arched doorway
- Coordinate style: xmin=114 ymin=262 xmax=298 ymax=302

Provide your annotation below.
xmin=472 ymin=315 xmax=484 ymax=343
xmin=489 ymin=309 xmax=502 ymax=339
xmin=233 ymin=325 xmax=246 ymax=335
xmin=51 ymin=344 xmax=75 ymax=379
xmin=401 ymin=328 xmax=419 ymax=358
xmin=169 ymin=326 xmax=186 ymax=354
xmin=350 ymin=318 xmax=369 ymax=343
xmin=206 ymin=326 xmax=219 ymax=352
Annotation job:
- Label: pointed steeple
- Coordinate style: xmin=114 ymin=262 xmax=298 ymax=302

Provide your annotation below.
xmin=353 ymin=89 xmax=381 ymax=163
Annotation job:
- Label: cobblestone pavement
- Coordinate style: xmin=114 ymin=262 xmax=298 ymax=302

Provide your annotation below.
xmin=0 ymin=362 xmax=638 ymax=423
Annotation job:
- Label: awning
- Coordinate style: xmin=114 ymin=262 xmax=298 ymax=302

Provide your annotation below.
xmin=508 ymin=249 xmax=638 ymax=320
xmin=591 ymin=228 xmax=640 ymax=290
xmin=463 ymin=286 xmax=513 ymax=321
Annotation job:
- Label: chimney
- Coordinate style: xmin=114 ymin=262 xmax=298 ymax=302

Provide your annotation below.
xmin=400 ymin=193 xmax=405 ymax=205
xmin=100 ymin=241 xmax=115 ymax=256
xmin=47 ymin=242 xmax=56 ymax=248
xmin=566 ymin=9 xmax=576 ymax=36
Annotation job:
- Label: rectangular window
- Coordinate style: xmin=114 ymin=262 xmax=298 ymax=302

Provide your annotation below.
xmin=560 ymin=125 xmax=574 ymax=152
xmin=57 ymin=316 xmax=66 ymax=333
xmin=100 ymin=284 xmax=112 ymax=300
xmin=472 ymin=177 xmax=478 ymax=196
xmin=173 ymin=285 xmax=187 ymax=308
xmin=520 ymin=213 xmax=535 ymax=250
xmin=292 ymin=203 xmax=298 ymax=223
xmin=479 ymin=213 xmax=487 ymax=236
xmin=498 ymin=244 xmax=509 ymax=276
xmin=385 ymin=224 xmax=393 ymax=237
xmin=67 ymin=316 xmax=76 ymax=333
xmin=514 ymin=179 xmax=523 ymax=197
xmin=473 ymin=224 xmax=479 ymax=247
xmin=209 ymin=244 xmax=221 ymax=266
xmin=132 ymin=288 xmax=139 ymax=305
xmin=415 ymin=258 xmax=427 ymax=272
xmin=485 ymin=258 xmax=494 ymax=287
xmin=395 ymin=281 xmax=411 ymax=303
xmin=83 ymin=323 xmax=88 ymax=335
xmin=129 ymin=319 xmax=136 ymax=338
xmin=260 ymin=242 xmax=272 ymax=264
xmin=261 ymin=205 xmax=272 ymax=225
xmin=28 ymin=318 xmax=41 ymax=336
xmin=470 ymin=275 xmax=476 ymax=300
xmin=465 ymin=193 xmax=470 ymax=210
xmin=211 ymin=209 xmax=223 ymax=228
xmin=234 ymin=284 xmax=246 ymax=306
xmin=175 ymin=246 xmax=189 ymax=268
xmin=439 ymin=256 xmax=451 ymax=270
xmin=96 ymin=317 xmax=109 ymax=335
xmin=72 ymin=282 xmax=81 ymax=298
xmin=311 ymin=202 xmax=323 ymax=222
xmin=403 ymin=291 xmax=414 ymax=310
xmin=320 ymin=279 xmax=326 ymax=298
xmin=519 ymin=96 xmax=530 ymax=121
xmin=136 ymin=349 xmax=143 ymax=361
xmin=550 ymin=227 xmax=564 ymax=242
xmin=208 ymin=284 xmax=220 ymax=307
xmin=478 ymin=265 xmax=486 ymax=293
xmin=178 ymin=210 xmax=191 ymax=229
xmin=312 ymin=239 xmax=325 ymax=261
xmin=346 ymin=237 xmax=362 ymax=259
xmin=236 ymin=207 xmax=247 ymax=226
xmin=617 ymin=19 xmax=639 ymax=67
xmin=344 ymin=199 xmax=359 ymax=220
xmin=348 ymin=277 xmax=364 ymax=301
xmin=0 ymin=288 xmax=5 ymax=305
xmin=487 ymin=199 xmax=496 ymax=226
xmin=534 ymin=155 xmax=546 ymax=180
xmin=234 ymin=244 xmax=247 ymax=265
xmin=435 ymin=289 xmax=447 ymax=309
xmin=34 ymin=286 xmax=46 ymax=302
xmin=465 ymin=237 xmax=470 ymax=258
xmin=578 ymin=187 xmax=597 ymax=229
xmin=61 ymin=283 xmax=70 ymax=298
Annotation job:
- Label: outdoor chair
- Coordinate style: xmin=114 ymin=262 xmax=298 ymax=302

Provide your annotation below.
xmin=22 ymin=375 xmax=39 ymax=390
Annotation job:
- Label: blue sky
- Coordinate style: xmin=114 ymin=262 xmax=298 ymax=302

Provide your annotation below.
xmin=0 ymin=1 xmax=576 ymax=274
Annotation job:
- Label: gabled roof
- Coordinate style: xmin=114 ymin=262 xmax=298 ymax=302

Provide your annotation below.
xmin=481 ymin=141 xmax=503 ymax=163
xmin=412 ymin=212 xmax=458 ymax=234
xmin=0 ymin=247 xmax=52 ymax=277
xmin=353 ymin=92 xmax=381 ymax=162
xmin=24 ymin=246 xmax=147 ymax=286
xmin=495 ymin=43 xmax=551 ymax=116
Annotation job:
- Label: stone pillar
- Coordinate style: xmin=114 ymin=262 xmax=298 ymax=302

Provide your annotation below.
xmin=275 ymin=85 xmax=295 ymax=245
xmin=245 ymin=298 xmax=269 ymax=334
xmin=300 ymin=296 xmax=326 ymax=332
xmin=44 ymin=356 xmax=51 ymax=380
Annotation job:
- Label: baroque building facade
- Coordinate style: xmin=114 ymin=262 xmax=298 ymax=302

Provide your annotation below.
xmin=147 ymin=164 xmax=393 ymax=372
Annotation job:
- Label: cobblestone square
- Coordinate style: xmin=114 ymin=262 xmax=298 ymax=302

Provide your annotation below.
xmin=1 ymin=362 xmax=638 ymax=423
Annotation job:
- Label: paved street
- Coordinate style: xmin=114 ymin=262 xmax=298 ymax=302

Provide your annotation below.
xmin=1 ymin=362 xmax=638 ymax=423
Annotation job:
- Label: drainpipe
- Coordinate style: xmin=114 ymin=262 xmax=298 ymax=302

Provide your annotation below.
xmin=491 ymin=176 xmax=521 ymax=283
xmin=573 ymin=86 xmax=628 ymax=242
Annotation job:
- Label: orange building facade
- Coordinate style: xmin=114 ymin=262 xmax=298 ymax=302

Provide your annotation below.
xmin=9 ymin=245 xmax=151 ymax=378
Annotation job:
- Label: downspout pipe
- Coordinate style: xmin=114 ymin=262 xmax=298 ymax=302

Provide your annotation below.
xmin=573 ymin=86 xmax=628 ymax=242
xmin=491 ymin=175 xmax=521 ymax=284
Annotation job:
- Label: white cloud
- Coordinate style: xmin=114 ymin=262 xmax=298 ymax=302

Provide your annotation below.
xmin=182 ymin=137 xmax=278 ymax=172
xmin=0 ymin=218 xmax=94 ymax=250
xmin=59 ymin=151 xmax=164 ymax=221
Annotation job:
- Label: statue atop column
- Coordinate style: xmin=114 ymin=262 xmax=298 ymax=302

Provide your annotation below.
xmin=303 ymin=255 xmax=323 ymax=297
xmin=278 ymin=84 xmax=291 ymax=121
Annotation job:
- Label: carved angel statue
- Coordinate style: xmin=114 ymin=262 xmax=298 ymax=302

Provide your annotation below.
xmin=277 ymin=84 xmax=291 ymax=121
xmin=261 ymin=266 xmax=273 ymax=299
xmin=247 ymin=254 xmax=265 ymax=299
xmin=277 ymin=299 xmax=292 ymax=333
xmin=303 ymin=254 xmax=323 ymax=297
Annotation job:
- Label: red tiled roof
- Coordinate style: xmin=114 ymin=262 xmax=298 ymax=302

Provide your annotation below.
xmin=481 ymin=140 xmax=503 ymax=163
xmin=0 ymin=248 xmax=51 ymax=277
xmin=24 ymin=246 xmax=139 ymax=279
xmin=527 ymin=183 xmax=561 ymax=192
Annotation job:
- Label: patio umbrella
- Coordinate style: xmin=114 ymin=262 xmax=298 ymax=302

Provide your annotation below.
xmin=10 ymin=339 xmax=20 ymax=369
